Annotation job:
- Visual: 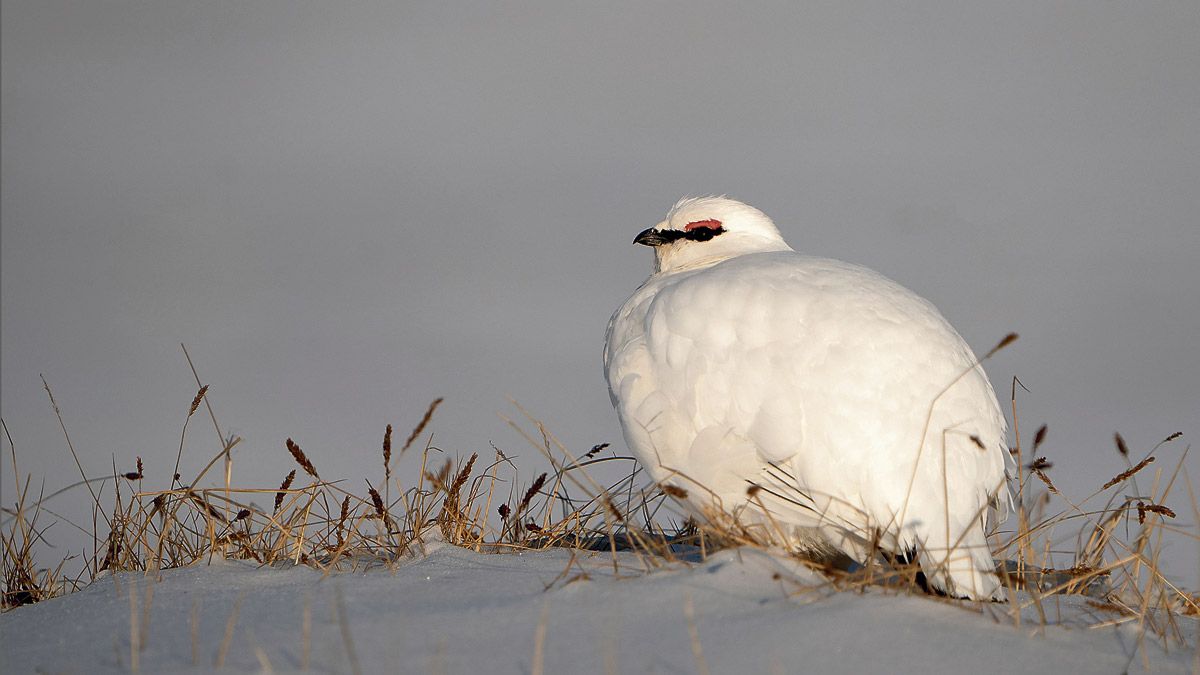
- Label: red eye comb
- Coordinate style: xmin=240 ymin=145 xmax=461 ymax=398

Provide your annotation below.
xmin=684 ymin=219 xmax=722 ymax=231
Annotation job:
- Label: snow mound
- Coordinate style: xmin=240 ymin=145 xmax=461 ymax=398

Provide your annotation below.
xmin=2 ymin=546 xmax=1194 ymax=673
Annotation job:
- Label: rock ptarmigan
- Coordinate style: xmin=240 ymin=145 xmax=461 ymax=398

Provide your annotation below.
xmin=604 ymin=196 xmax=1011 ymax=600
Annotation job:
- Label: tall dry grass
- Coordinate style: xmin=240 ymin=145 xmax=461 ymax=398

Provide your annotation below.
xmin=1 ymin=376 xmax=689 ymax=604
xmin=2 ymin=357 xmax=1196 ymax=658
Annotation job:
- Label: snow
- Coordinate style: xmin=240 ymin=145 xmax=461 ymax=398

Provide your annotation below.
xmin=2 ymin=544 xmax=1195 ymax=673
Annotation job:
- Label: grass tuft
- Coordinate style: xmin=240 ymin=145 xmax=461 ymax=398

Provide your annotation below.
xmin=2 ymin=370 xmax=1195 ymax=661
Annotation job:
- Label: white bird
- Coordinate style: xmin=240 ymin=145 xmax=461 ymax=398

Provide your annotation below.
xmin=604 ymin=196 xmax=1011 ymax=600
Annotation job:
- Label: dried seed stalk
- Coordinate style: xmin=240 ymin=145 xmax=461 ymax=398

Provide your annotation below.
xmin=335 ymin=496 xmax=350 ymax=548
xmin=124 ymin=456 xmax=144 ymax=481
xmin=1033 ymin=425 xmax=1048 ymax=449
xmin=188 ymin=385 xmax=209 ymax=418
xmin=1032 ymin=469 xmax=1059 ymax=494
xmin=402 ymin=398 xmax=443 ymax=453
xmin=368 ymin=484 xmax=385 ymax=518
xmin=1137 ymin=501 xmax=1176 ymax=524
xmin=518 ymin=473 xmax=547 ymax=513
xmin=382 ymin=424 xmax=393 ymax=480
xmin=274 ymin=470 xmax=296 ymax=512
xmin=286 ymin=439 xmax=320 ymax=479
xmin=661 ymin=484 xmax=689 ymax=499
xmin=449 ymin=453 xmax=478 ymax=497
xmin=602 ymin=496 xmax=624 ymax=522
xmin=424 ymin=459 xmax=452 ymax=491
xmin=1102 ymin=456 xmax=1154 ymax=490
xmin=984 ymin=332 xmax=1019 ymax=358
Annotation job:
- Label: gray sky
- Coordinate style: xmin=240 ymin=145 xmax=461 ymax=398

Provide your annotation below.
xmin=3 ymin=2 xmax=1197 ymax=580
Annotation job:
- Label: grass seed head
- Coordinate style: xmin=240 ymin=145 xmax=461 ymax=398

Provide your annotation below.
xmin=1032 ymin=468 xmax=1059 ymax=494
xmin=335 ymin=495 xmax=351 ymax=548
xmin=192 ymin=495 xmax=226 ymax=523
xmin=1102 ymin=456 xmax=1155 ymax=490
xmin=368 ymin=484 xmax=385 ymax=517
xmin=123 ymin=456 xmax=144 ymax=481
xmin=518 ymin=473 xmax=548 ymax=513
xmin=449 ymin=453 xmax=478 ymax=497
xmin=661 ymin=484 xmax=689 ymax=499
xmin=424 ymin=459 xmax=452 ymax=491
xmin=188 ymin=385 xmax=209 ymax=418
xmin=1033 ymin=424 xmax=1048 ymax=449
xmin=1142 ymin=502 xmax=1176 ymax=520
xmin=1027 ymin=457 xmax=1052 ymax=471
xmin=984 ymin=332 xmax=1019 ymax=358
xmin=402 ymin=398 xmax=443 ymax=453
xmin=1115 ymin=432 xmax=1129 ymax=456
xmin=274 ymin=469 xmax=296 ymax=512
xmin=286 ymin=438 xmax=320 ymax=479
xmin=383 ymin=424 xmax=393 ymax=479
xmin=602 ymin=496 xmax=624 ymax=522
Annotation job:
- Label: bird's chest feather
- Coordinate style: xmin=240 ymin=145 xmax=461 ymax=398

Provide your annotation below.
xmin=608 ymin=266 xmax=816 ymax=471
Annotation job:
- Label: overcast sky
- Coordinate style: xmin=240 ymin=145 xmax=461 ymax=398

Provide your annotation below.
xmin=3 ymin=2 xmax=1197 ymax=580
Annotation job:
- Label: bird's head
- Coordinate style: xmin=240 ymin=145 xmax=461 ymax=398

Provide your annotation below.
xmin=635 ymin=196 xmax=793 ymax=274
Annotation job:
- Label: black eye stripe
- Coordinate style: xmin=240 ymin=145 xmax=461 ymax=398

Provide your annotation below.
xmin=684 ymin=225 xmax=725 ymax=242
xmin=656 ymin=226 xmax=726 ymax=243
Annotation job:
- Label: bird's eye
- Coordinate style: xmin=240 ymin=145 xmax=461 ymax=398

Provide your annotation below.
xmin=681 ymin=219 xmax=725 ymax=242
xmin=684 ymin=219 xmax=722 ymax=232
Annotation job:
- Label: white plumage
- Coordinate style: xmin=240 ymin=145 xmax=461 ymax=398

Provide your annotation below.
xmin=604 ymin=197 xmax=1010 ymax=600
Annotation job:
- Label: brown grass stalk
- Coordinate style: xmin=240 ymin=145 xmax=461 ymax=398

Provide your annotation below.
xmin=275 ymin=470 xmax=297 ymax=513
xmin=383 ymin=424 xmax=393 ymax=480
xmin=1103 ymin=456 xmax=1155 ymax=490
xmin=402 ymin=398 xmax=443 ymax=453
xmin=286 ymin=439 xmax=320 ymax=479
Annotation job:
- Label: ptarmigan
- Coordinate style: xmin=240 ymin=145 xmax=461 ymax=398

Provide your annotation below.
xmin=604 ymin=196 xmax=1011 ymax=600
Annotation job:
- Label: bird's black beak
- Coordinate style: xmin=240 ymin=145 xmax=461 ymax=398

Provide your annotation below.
xmin=634 ymin=228 xmax=663 ymax=246
xmin=634 ymin=228 xmax=671 ymax=247
xmin=634 ymin=227 xmax=704 ymax=246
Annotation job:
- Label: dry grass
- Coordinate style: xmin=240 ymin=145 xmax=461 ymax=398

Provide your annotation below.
xmin=1 ymin=365 xmax=1196 ymax=662
xmin=0 ymin=384 xmax=686 ymax=606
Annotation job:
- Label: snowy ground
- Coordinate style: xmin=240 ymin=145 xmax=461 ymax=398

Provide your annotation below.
xmin=2 ymin=544 xmax=1195 ymax=674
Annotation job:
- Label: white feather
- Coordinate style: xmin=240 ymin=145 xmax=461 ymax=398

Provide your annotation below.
xmin=605 ymin=197 xmax=1010 ymax=600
